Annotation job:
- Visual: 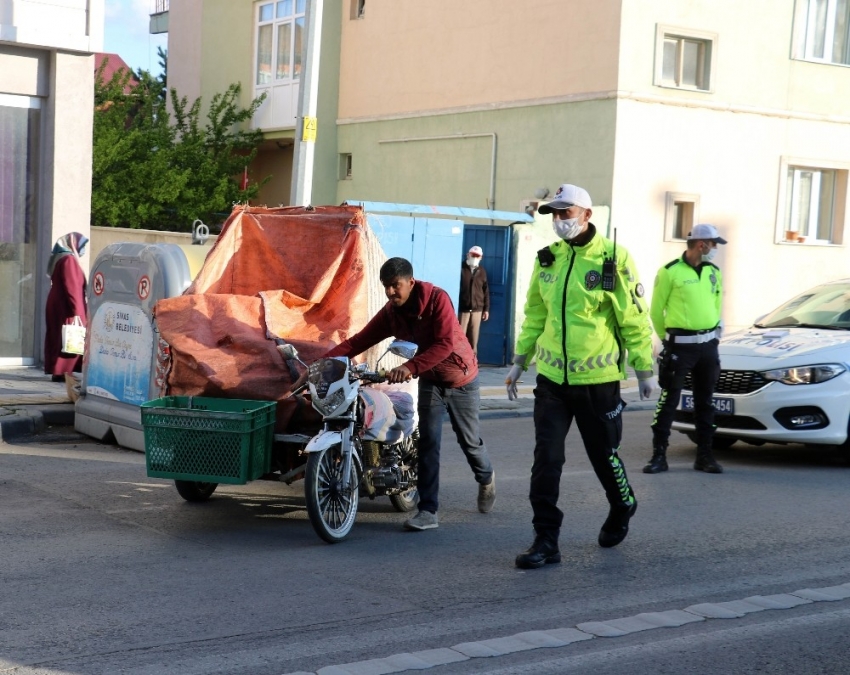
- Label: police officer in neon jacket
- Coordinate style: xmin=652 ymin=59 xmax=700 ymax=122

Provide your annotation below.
xmin=645 ymin=224 xmax=727 ymax=475
xmin=505 ymin=184 xmax=656 ymax=569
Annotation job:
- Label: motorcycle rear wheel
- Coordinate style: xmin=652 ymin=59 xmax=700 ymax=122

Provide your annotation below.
xmin=305 ymin=444 xmax=360 ymax=544
xmin=389 ymin=435 xmax=418 ymax=512
xmin=389 ymin=488 xmax=418 ymax=512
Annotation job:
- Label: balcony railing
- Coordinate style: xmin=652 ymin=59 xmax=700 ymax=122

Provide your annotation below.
xmin=154 ymin=0 xmax=169 ymax=14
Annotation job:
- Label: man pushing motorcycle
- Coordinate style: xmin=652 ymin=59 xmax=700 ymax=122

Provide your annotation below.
xmin=325 ymin=257 xmax=496 ymax=531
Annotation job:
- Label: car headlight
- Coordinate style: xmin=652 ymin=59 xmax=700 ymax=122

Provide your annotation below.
xmin=761 ymin=364 xmax=846 ymax=385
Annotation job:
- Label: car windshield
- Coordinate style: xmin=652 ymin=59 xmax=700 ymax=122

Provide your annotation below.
xmin=754 ymin=281 xmax=850 ymax=329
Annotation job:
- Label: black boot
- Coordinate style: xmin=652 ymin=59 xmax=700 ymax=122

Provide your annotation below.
xmin=694 ymin=447 xmax=723 ymax=473
xmin=598 ymin=499 xmax=637 ymax=548
xmin=643 ymin=445 xmax=668 ymax=474
xmin=515 ymin=532 xmax=561 ymax=569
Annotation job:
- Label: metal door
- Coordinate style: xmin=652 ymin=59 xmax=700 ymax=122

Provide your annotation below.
xmin=365 ymin=214 xmax=463 ymax=311
xmin=462 ymin=225 xmax=511 ymax=365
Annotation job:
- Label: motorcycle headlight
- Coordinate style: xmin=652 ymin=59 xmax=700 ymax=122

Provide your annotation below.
xmin=761 ymin=364 xmax=846 ymax=385
xmin=314 ymin=388 xmax=347 ymax=415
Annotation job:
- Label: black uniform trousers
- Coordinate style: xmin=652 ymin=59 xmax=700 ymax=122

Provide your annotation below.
xmin=651 ymin=338 xmax=721 ymax=448
xmin=530 ymin=374 xmax=635 ymax=536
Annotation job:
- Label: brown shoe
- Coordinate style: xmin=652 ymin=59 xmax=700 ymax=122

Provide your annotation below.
xmin=477 ymin=472 xmax=496 ymax=513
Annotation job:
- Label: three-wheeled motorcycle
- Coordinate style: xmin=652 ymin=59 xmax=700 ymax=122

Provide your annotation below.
xmin=141 ymin=340 xmax=420 ymax=543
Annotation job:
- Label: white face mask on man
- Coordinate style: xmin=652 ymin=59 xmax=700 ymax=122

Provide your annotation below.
xmin=701 ymin=246 xmax=718 ymax=263
xmin=552 ymin=215 xmax=583 ymax=241
xmin=466 ymin=256 xmax=480 ymax=267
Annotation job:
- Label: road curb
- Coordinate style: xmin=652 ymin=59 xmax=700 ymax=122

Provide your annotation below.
xmin=0 ymin=404 xmax=76 ymax=443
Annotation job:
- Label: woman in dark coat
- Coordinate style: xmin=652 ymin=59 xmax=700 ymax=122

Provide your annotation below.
xmin=44 ymin=232 xmax=89 ymax=381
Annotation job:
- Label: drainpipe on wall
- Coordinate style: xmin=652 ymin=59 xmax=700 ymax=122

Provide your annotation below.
xmin=377 ymin=133 xmax=498 ymax=222
xmin=290 ymin=0 xmax=324 ymax=206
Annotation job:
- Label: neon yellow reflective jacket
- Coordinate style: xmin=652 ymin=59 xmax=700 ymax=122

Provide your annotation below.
xmin=514 ymin=226 xmax=654 ymax=385
xmin=650 ymin=255 xmax=723 ymax=339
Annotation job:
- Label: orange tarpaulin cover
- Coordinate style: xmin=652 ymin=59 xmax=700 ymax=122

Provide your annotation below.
xmin=153 ymin=204 xmax=388 ymax=433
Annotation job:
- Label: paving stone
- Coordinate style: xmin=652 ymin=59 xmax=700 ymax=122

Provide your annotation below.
xmin=600 ymin=616 xmax=660 ymax=634
xmin=816 ymin=585 xmax=850 ymax=599
xmin=635 ymin=610 xmax=705 ymax=627
xmin=451 ymin=641 xmax=502 ymax=658
xmin=743 ymin=594 xmax=812 ymax=609
xmin=513 ymin=630 xmax=571 ymax=648
xmin=475 ymin=635 xmax=539 ymax=655
xmin=281 ymin=672 xmax=314 ymax=675
xmin=793 ymin=585 xmax=850 ymax=601
xmin=316 ymin=659 xmax=396 ymax=675
xmin=715 ymin=599 xmax=769 ymax=615
xmin=381 ymin=653 xmax=434 ymax=671
xmin=408 ymin=648 xmax=469 ymax=667
xmin=575 ymin=621 xmax=628 ymax=637
xmin=542 ymin=627 xmax=595 ymax=644
xmin=684 ymin=603 xmax=745 ymax=619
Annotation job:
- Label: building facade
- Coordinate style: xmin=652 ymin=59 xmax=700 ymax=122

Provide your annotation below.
xmin=0 ymin=0 xmax=103 ymax=365
xmin=162 ymin=0 xmax=850 ymax=334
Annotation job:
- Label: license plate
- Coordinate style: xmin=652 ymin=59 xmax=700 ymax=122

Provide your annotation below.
xmin=681 ymin=395 xmax=734 ymax=414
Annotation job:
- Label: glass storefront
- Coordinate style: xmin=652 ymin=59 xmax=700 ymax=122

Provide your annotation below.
xmin=0 ymin=97 xmax=41 ymax=365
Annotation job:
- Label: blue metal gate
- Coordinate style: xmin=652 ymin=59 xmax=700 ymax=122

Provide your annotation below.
xmin=462 ymin=225 xmax=511 ymax=365
xmin=365 ymin=214 xmax=464 ymax=312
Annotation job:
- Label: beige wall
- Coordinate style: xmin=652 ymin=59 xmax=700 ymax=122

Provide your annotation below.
xmin=167 ymin=0 xmax=254 ymax=111
xmin=338 ymin=0 xmax=622 ymax=121
xmin=0 ymin=45 xmax=48 ymax=95
xmin=618 ymin=0 xmax=850 ymax=117
xmin=611 ymin=97 xmax=850 ymax=335
xmin=167 ymin=0 xmax=203 ymax=105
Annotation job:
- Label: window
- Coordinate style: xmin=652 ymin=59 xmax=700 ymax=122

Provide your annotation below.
xmin=350 ymin=0 xmax=365 ymax=19
xmin=800 ymin=0 xmax=850 ymax=65
xmin=778 ymin=159 xmax=849 ymax=245
xmin=339 ymin=153 xmax=352 ymax=180
xmin=0 ymin=96 xmax=41 ymax=363
xmin=654 ymin=25 xmax=717 ymax=92
xmin=256 ymin=0 xmax=306 ymax=87
xmin=664 ymin=192 xmax=700 ymax=241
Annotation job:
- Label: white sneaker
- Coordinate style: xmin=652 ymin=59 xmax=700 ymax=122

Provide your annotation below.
xmin=403 ymin=510 xmax=439 ymax=531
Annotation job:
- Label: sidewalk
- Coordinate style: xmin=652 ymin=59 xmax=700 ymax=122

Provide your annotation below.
xmin=0 ymin=367 xmax=76 ymax=442
xmin=0 ymin=365 xmax=658 ymax=443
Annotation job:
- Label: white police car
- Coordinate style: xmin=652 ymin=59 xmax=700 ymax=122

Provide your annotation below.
xmin=672 ymin=278 xmax=850 ymax=452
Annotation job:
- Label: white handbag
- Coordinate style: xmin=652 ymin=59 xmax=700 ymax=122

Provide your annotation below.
xmin=61 ymin=316 xmax=86 ymax=355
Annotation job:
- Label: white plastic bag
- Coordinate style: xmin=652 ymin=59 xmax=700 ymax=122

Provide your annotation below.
xmin=61 ymin=316 xmax=86 ymax=355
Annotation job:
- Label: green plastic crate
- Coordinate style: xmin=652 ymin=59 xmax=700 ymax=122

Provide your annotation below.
xmin=141 ymin=396 xmax=276 ymax=484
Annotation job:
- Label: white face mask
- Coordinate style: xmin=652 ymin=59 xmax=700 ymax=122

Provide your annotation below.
xmin=466 ymin=256 xmax=480 ymax=267
xmin=553 ymin=216 xmax=583 ymax=241
xmin=701 ymin=247 xmax=717 ymax=263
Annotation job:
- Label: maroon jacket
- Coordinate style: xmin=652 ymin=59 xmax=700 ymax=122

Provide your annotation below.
xmin=326 ymin=281 xmax=478 ymax=387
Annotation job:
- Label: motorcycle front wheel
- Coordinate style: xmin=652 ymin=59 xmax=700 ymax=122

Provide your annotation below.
xmin=305 ymin=444 xmax=360 ymax=544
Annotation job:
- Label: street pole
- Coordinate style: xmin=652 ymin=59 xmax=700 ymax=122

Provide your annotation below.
xmin=289 ymin=0 xmax=324 ymax=206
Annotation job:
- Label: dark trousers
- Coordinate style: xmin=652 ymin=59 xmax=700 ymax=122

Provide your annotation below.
xmin=652 ymin=339 xmax=720 ymax=448
xmin=417 ymin=376 xmax=493 ymax=514
xmin=530 ymin=375 xmax=634 ymax=536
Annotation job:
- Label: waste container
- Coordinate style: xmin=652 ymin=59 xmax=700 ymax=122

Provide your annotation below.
xmin=75 ymin=243 xmax=205 ymax=450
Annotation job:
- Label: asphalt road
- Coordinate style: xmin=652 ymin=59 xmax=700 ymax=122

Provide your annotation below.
xmin=1 ymin=412 xmax=849 ymax=675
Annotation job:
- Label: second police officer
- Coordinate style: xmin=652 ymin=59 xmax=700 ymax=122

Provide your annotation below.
xmin=644 ymin=224 xmax=727 ymax=475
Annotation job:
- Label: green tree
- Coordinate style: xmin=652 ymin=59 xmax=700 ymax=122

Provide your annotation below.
xmin=92 ymin=51 xmax=268 ymax=231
